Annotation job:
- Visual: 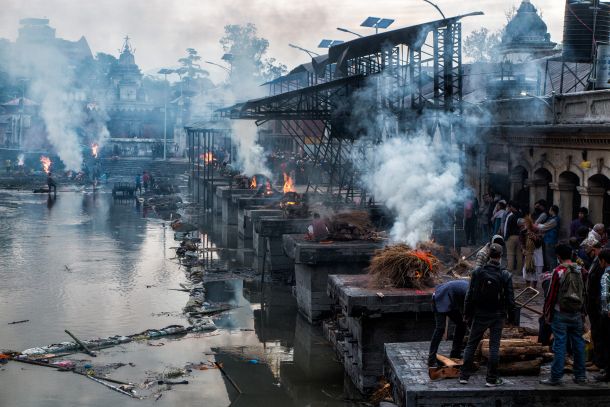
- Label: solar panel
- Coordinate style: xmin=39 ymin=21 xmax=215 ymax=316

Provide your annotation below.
xmin=376 ymin=18 xmax=395 ymax=29
xmin=361 ymin=17 xmax=381 ymax=27
xmin=319 ymin=39 xmax=345 ymax=48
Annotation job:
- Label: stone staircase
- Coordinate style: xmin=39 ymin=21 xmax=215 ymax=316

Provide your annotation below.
xmin=100 ymin=158 xmax=189 ymax=178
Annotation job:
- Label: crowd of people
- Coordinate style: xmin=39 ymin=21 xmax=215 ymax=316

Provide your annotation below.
xmin=428 ymin=198 xmax=610 ymax=387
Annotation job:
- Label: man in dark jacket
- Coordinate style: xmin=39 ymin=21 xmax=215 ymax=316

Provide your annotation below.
xmin=586 ymin=244 xmax=604 ymax=369
xmin=594 ymin=249 xmax=610 ymax=382
xmin=428 ymin=279 xmax=469 ymax=366
xmin=460 ymin=243 xmax=516 ymax=387
xmin=570 ymin=207 xmax=593 ymax=238
xmin=47 ymin=172 xmax=57 ymax=195
xmin=540 ymin=244 xmax=587 ymax=385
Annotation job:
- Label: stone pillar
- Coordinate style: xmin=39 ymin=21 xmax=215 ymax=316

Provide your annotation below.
xmin=510 ymin=173 xmax=525 ymax=201
xmin=578 ymin=186 xmax=606 ymax=225
xmin=526 ymin=180 xmax=549 ymax=212
xmin=550 ymin=182 xmax=575 ymax=238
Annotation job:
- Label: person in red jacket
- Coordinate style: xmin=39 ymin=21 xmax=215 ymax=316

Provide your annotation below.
xmin=540 ymin=243 xmax=587 ymax=385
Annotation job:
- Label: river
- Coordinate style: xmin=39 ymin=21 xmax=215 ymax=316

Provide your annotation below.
xmin=0 ymin=188 xmax=358 ymax=406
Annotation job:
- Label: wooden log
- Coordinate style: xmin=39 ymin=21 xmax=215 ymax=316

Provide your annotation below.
xmin=480 ymin=338 xmax=538 ymax=348
xmin=429 ymin=366 xmax=461 ymax=380
xmin=64 ymin=330 xmax=96 ymax=357
xmin=436 ymin=354 xmax=460 ymax=367
xmin=481 ymin=345 xmax=546 ymax=359
xmin=497 ymin=358 xmax=543 ymax=376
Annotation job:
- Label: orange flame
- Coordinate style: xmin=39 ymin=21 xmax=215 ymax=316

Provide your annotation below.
xmin=200 ymin=152 xmax=213 ymax=164
xmin=283 ymin=173 xmax=296 ymax=193
xmin=40 ymin=156 xmax=51 ymax=174
xmin=91 ymin=143 xmax=99 ymax=158
xmin=250 ymin=177 xmax=257 ymax=189
xmin=265 ymin=180 xmax=273 ymax=196
xmin=413 ymin=250 xmax=433 ymax=274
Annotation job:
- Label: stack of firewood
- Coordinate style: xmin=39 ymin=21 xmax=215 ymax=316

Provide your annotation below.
xmin=477 ymin=327 xmax=550 ymax=376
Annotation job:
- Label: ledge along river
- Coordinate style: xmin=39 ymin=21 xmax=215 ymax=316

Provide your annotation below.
xmin=0 ymin=187 xmax=359 ymax=406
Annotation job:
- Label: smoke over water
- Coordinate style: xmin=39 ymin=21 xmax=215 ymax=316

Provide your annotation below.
xmin=9 ymin=38 xmax=112 ymax=171
xmin=362 ymin=134 xmax=462 ymax=246
xmin=230 ymin=120 xmax=271 ymax=177
xmin=36 ymin=87 xmax=84 ymax=171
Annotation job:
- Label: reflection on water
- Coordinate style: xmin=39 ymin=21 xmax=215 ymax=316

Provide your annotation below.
xmin=0 ymin=189 xmax=355 ymax=406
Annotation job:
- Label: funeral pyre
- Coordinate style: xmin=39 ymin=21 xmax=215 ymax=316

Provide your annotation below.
xmin=368 ymin=243 xmax=441 ymax=289
xmin=249 ymin=174 xmax=275 ymax=197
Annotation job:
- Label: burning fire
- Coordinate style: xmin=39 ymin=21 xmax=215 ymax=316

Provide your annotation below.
xmin=91 ymin=143 xmax=99 ymax=158
xmin=250 ymin=177 xmax=257 ymax=189
xmin=40 ymin=156 xmax=51 ymax=174
xmin=283 ymin=173 xmax=296 ymax=194
xmin=265 ymin=180 xmax=273 ymax=196
xmin=200 ymin=152 xmax=213 ymax=164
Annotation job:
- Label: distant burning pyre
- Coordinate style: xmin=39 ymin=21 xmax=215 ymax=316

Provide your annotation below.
xmin=91 ymin=143 xmax=99 ymax=158
xmin=40 ymin=156 xmax=51 ymax=174
xmin=200 ymin=152 xmax=214 ymax=164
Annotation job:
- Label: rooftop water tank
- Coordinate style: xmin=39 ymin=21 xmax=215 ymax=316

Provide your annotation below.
xmin=563 ymin=0 xmax=610 ymax=62
xmin=595 ymin=44 xmax=610 ymax=87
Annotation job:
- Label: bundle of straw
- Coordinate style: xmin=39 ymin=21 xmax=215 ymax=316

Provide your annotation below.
xmin=368 ymin=244 xmax=440 ymax=289
xmin=327 ymin=210 xmax=375 ymax=240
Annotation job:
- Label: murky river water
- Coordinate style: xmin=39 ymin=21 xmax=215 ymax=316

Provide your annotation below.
xmin=0 ymin=189 xmax=357 ymax=406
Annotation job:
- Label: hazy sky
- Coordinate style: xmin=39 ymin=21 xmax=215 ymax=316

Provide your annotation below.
xmin=0 ymin=0 xmax=562 ymax=82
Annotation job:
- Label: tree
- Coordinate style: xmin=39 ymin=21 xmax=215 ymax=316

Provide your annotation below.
xmin=219 ymin=23 xmax=286 ymax=98
xmin=176 ymin=48 xmax=211 ymax=97
xmin=464 ymin=28 xmax=502 ymax=63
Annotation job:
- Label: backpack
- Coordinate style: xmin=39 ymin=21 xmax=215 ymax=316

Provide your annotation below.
xmin=475 ymin=264 xmax=505 ymax=310
xmin=557 ymin=265 xmax=584 ymax=313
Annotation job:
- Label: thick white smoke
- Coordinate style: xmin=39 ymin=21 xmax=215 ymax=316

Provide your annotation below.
xmin=363 ymin=134 xmax=463 ymax=246
xmin=230 ymin=120 xmax=271 ymax=177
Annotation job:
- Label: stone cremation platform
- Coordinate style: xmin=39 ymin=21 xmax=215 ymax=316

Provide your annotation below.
xmin=385 ymin=341 xmax=610 ymax=407
xmin=283 ymin=236 xmax=382 ymax=323
xmin=253 ymin=218 xmax=311 ymax=281
xmin=325 ymin=274 xmax=436 ymax=394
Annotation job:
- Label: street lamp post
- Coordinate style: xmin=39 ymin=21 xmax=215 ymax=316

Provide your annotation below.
xmin=337 ymin=27 xmax=363 ymax=38
xmin=158 ymin=68 xmax=174 ymax=160
xmin=421 ymin=0 xmax=446 ymax=19
xmin=520 ymin=91 xmax=557 ymax=124
xmin=205 ymin=61 xmax=231 ymax=74
xmin=288 ymin=43 xmax=320 ymax=58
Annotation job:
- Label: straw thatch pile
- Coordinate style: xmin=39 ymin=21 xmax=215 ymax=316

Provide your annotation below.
xmin=368 ymin=244 xmax=440 ymax=289
xmin=327 ymin=210 xmax=379 ymax=241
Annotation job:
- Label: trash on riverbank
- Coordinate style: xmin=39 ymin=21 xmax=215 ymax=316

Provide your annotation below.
xmin=20 ymin=322 xmax=216 ymax=356
xmin=7 ymin=319 xmax=29 ymax=325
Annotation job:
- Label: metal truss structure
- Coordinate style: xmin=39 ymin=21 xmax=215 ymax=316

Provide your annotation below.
xmin=185 ymin=122 xmax=232 ymax=209
xmin=221 ymin=12 xmax=481 ymax=203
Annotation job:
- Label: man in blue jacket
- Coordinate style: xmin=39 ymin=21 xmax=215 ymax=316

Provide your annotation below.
xmin=428 ymin=279 xmax=469 ymax=366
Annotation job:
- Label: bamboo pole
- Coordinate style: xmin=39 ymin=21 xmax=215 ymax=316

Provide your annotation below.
xmin=64 ymin=330 xmax=96 ymax=357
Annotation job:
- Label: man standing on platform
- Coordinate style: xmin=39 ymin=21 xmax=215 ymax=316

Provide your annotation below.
xmin=540 ymin=244 xmax=587 ymax=385
xmin=427 ymin=279 xmax=469 ymax=366
xmin=459 ymin=243 xmax=516 ymax=387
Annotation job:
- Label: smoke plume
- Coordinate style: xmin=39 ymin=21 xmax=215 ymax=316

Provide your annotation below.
xmin=362 ymin=134 xmax=462 ymax=246
xmin=230 ymin=120 xmax=271 ymax=177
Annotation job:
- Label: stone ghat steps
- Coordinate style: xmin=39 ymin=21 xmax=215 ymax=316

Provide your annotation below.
xmin=100 ymin=159 xmax=189 ymax=177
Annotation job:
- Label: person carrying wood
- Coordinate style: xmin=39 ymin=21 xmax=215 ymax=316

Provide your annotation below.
xmin=473 ymin=234 xmax=505 ymax=269
xmin=427 ymin=279 xmax=469 ymax=367
xmin=459 ymin=243 xmax=516 ymax=387
xmin=540 ymin=243 xmax=587 ymax=385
